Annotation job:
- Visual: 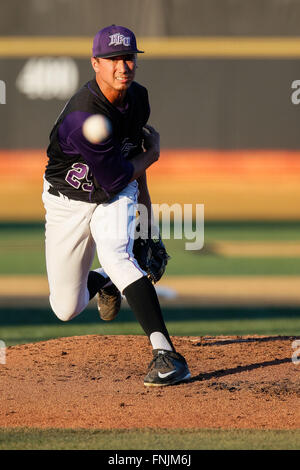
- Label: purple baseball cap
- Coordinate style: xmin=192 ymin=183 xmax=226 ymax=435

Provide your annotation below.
xmin=92 ymin=25 xmax=144 ymax=58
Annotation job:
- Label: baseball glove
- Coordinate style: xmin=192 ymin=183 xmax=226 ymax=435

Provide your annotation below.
xmin=133 ymin=230 xmax=170 ymax=284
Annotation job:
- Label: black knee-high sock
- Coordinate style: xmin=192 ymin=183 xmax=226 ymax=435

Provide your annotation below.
xmin=87 ymin=271 xmax=108 ymax=300
xmin=123 ymin=276 xmax=175 ymax=351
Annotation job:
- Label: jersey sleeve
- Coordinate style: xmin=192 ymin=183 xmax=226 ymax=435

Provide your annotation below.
xmin=58 ymin=111 xmax=134 ymax=194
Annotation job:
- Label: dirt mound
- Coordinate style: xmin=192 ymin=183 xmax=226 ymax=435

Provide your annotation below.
xmin=0 ymin=335 xmax=299 ymax=429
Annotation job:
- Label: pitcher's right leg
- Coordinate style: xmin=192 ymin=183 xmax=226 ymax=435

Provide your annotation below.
xmin=43 ymin=186 xmax=98 ymax=321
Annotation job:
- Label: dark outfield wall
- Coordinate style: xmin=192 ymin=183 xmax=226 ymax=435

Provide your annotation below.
xmin=1 ymin=58 xmax=300 ymax=149
xmin=1 ymin=0 xmax=300 ymax=149
xmin=1 ymin=0 xmax=300 ymax=36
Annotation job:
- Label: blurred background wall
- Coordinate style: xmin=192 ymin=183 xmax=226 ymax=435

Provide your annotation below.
xmin=1 ymin=0 xmax=300 ymax=149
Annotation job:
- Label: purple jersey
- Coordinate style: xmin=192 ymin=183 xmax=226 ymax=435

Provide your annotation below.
xmin=45 ymin=78 xmax=150 ymax=203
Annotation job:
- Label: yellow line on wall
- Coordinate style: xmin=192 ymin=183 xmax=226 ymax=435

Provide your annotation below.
xmin=2 ymin=36 xmax=300 ymax=58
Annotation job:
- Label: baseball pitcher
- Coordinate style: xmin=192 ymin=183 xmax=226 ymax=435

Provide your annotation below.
xmin=43 ymin=25 xmax=190 ymax=386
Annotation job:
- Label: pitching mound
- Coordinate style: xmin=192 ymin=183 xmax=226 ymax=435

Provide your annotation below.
xmin=0 ymin=335 xmax=299 ymax=429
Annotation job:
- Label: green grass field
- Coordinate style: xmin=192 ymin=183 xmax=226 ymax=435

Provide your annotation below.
xmin=0 ymin=221 xmax=299 ymax=450
xmin=0 ymin=428 xmax=299 ymax=450
xmin=1 ymin=221 xmax=300 ymax=275
xmin=1 ymin=220 xmax=299 ymax=346
xmin=1 ymin=305 xmax=300 ymax=346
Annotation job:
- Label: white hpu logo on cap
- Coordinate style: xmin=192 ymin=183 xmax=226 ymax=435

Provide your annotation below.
xmin=108 ymin=34 xmax=131 ymax=47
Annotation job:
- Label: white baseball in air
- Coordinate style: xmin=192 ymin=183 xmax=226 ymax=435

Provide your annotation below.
xmin=82 ymin=114 xmax=112 ymax=144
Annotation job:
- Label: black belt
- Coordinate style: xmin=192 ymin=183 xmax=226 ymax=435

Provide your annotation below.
xmin=48 ymin=186 xmax=60 ymax=197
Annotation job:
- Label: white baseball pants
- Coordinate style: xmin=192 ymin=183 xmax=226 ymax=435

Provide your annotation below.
xmin=42 ymin=178 xmax=145 ymax=321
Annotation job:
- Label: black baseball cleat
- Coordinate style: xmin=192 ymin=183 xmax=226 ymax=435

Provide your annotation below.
xmin=97 ymin=283 xmax=121 ymax=321
xmin=144 ymin=349 xmax=191 ymax=387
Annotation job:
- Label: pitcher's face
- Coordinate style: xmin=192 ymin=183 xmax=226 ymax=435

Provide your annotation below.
xmin=91 ymin=54 xmax=137 ymax=96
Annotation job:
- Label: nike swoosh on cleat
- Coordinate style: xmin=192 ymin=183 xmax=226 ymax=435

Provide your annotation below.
xmin=158 ymin=370 xmax=176 ymax=378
